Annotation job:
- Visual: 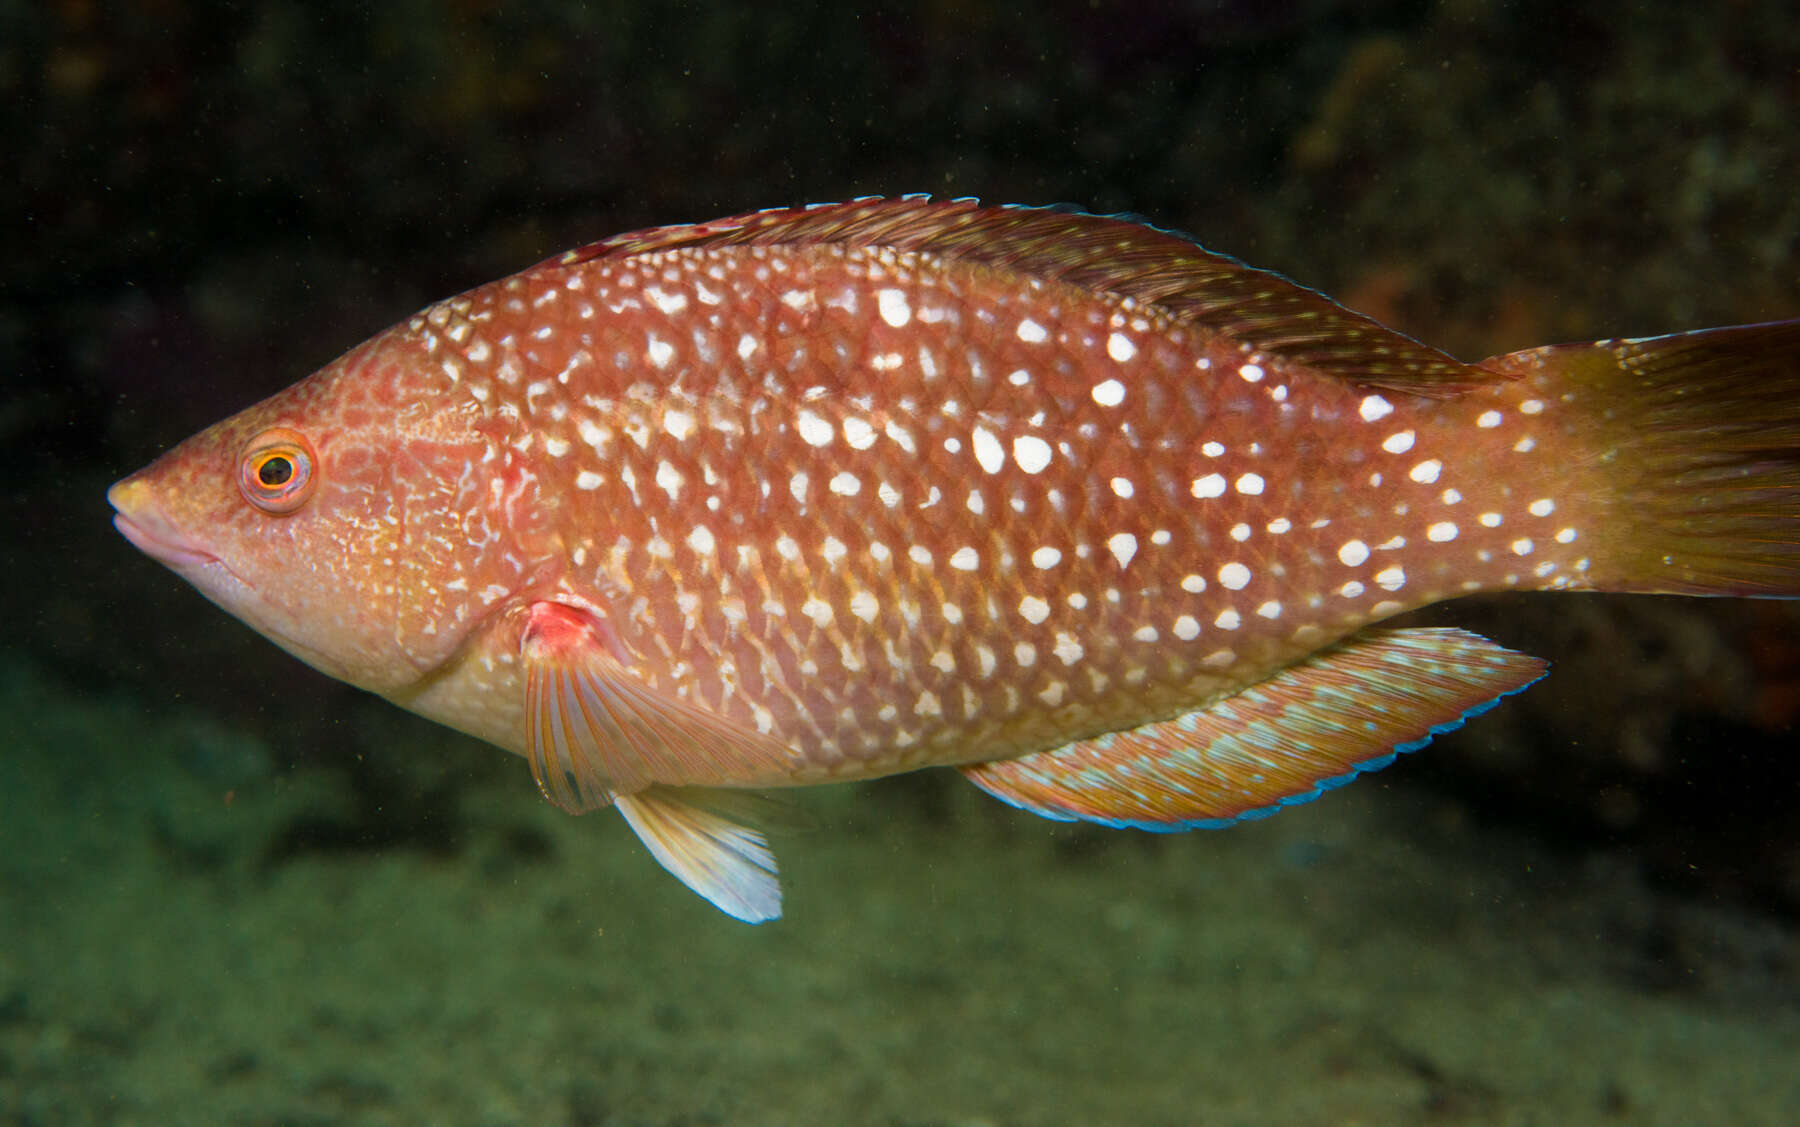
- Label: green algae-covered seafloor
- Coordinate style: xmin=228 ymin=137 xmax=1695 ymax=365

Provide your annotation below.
xmin=4 ymin=652 xmax=1797 ymax=1124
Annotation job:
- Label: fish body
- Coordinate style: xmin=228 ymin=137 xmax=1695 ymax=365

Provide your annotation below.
xmin=110 ymin=198 xmax=1800 ymax=920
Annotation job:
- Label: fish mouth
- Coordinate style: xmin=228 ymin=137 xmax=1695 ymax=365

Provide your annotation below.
xmin=108 ymin=478 xmax=219 ymax=570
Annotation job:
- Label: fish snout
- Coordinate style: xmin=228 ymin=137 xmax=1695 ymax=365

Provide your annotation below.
xmin=109 ymin=476 xmax=218 ymax=569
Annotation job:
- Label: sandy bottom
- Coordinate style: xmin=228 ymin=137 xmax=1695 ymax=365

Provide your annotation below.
xmin=3 ymin=654 xmax=1795 ymax=1126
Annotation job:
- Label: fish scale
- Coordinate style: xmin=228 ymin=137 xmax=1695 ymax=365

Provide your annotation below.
xmin=109 ymin=197 xmax=1800 ymax=921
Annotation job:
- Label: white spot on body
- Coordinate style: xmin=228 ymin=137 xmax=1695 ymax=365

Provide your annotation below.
xmin=1236 ymin=473 xmax=1265 ymax=495
xmin=1218 ymin=562 xmax=1251 ymax=589
xmin=1528 ymin=498 xmax=1556 ymax=517
xmin=1107 ymin=333 xmax=1136 ymax=362
xmin=1338 ymin=540 xmax=1370 ymax=566
xmin=950 ymin=547 xmax=980 ymax=571
xmin=796 ymin=410 xmax=834 ymax=447
xmin=1107 ymin=533 xmax=1138 ymax=569
xmin=1410 ymin=460 xmax=1442 ymax=484
xmin=663 ymin=409 xmax=696 ymax=441
xmin=1091 ymin=378 xmax=1126 ymax=407
xmin=1428 ymin=522 xmax=1459 ymax=542
xmin=1382 ymin=430 xmax=1415 ymax=454
xmin=647 ymin=337 xmax=675 ymax=368
xmin=1173 ymin=615 xmax=1201 ymax=640
xmin=1012 ymin=435 xmax=1053 ymax=474
xmin=850 ymin=590 xmax=879 ymax=623
xmin=1031 ymin=546 xmax=1062 ymax=569
xmin=1360 ymin=394 xmax=1394 ymax=422
xmin=686 ymin=526 xmax=716 ymax=555
xmin=842 ymin=416 xmax=877 ymax=449
xmin=1109 ymin=477 xmax=1135 ymax=498
xmin=1373 ymin=565 xmax=1406 ymax=591
xmin=802 ymin=597 xmax=834 ymax=628
xmin=1016 ymin=318 xmax=1048 ymax=343
xmin=1190 ymin=473 xmax=1226 ymax=499
xmin=1018 ymin=596 xmax=1050 ymax=625
xmin=1477 ymin=410 xmax=1502 ymax=428
xmin=877 ymin=289 xmax=912 ymax=328
xmin=829 ymin=471 xmax=862 ymax=496
xmin=972 ymin=426 xmax=1005 ymax=474
xmin=1053 ymin=633 xmax=1085 ymax=664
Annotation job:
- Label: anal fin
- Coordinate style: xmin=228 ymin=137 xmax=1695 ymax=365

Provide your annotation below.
xmin=960 ymin=627 xmax=1547 ymax=829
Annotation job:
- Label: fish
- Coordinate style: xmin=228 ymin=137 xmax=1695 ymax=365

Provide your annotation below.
xmin=108 ymin=197 xmax=1800 ymax=922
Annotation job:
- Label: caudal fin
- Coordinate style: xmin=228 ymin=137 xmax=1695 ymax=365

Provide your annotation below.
xmin=1487 ymin=319 xmax=1800 ymax=596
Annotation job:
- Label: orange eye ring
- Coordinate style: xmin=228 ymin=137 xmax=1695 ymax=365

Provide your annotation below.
xmin=237 ymin=428 xmax=317 ymax=514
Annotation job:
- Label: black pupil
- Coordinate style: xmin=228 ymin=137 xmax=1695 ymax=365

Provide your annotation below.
xmin=257 ymin=455 xmax=294 ymax=487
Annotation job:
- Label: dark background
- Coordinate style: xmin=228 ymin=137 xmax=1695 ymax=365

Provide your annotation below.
xmin=6 ymin=0 xmax=1799 ymax=913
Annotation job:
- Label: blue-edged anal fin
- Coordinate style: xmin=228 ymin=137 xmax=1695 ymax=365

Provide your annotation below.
xmin=521 ymin=600 xmax=798 ymax=922
xmin=960 ymin=627 xmax=1548 ymax=829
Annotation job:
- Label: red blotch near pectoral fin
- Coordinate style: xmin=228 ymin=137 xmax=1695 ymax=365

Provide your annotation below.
xmin=520 ymin=600 xmax=796 ymax=922
xmin=960 ymin=627 xmax=1547 ymax=829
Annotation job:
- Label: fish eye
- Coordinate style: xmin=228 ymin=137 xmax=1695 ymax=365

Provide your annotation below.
xmin=237 ymin=428 xmax=317 ymax=514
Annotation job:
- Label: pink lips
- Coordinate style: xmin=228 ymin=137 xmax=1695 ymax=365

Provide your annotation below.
xmin=108 ymin=479 xmax=218 ymax=569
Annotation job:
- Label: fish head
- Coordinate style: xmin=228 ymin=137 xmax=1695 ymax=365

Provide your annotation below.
xmin=109 ymin=334 xmax=502 ymax=695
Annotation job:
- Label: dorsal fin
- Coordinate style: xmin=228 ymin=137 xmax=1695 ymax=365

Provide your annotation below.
xmin=552 ymin=196 xmax=1486 ymax=396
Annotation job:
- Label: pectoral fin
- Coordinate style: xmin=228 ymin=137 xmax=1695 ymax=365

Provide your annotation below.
xmin=519 ymin=600 xmax=795 ymax=921
xmin=520 ymin=600 xmax=800 ymax=813
xmin=960 ymin=627 xmax=1547 ymax=829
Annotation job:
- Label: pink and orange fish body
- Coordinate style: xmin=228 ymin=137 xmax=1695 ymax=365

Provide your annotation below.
xmin=110 ymin=198 xmax=1800 ymax=920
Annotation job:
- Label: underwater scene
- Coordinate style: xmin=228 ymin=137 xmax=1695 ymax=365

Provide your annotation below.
xmin=6 ymin=2 xmax=1799 ymax=1123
